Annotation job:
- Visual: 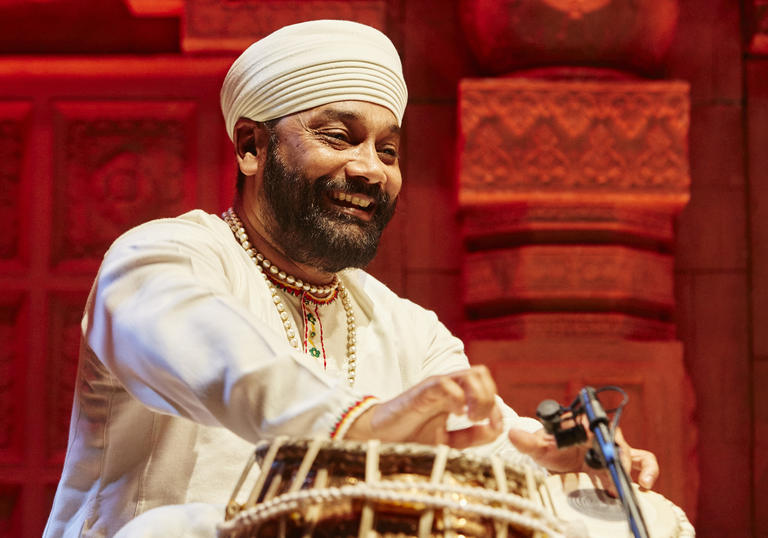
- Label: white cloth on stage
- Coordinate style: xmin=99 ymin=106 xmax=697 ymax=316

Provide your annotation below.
xmin=43 ymin=210 xmax=540 ymax=537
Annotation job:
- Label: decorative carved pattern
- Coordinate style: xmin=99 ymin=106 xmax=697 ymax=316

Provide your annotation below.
xmin=458 ymin=79 xmax=690 ymax=207
xmin=0 ymin=296 xmax=23 ymax=460
xmin=183 ymin=0 xmax=388 ymax=52
xmin=0 ymin=103 xmax=30 ymax=265
xmin=46 ymin=292 xmax=87 ymax=463
xmin=52 ymin=101 xmax=196 ymax=270
xmin=464 ymin=245 xmax=674 ymax=314
xmin=464 ymin=312 xmax=675 ymax=341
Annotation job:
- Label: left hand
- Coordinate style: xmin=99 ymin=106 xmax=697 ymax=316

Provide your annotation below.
xmin=507 ymin=426 xmax=659 ymax=492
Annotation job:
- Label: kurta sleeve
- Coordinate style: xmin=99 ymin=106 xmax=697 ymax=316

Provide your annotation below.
xmin=85 ymin=214 xmax=366 ymax=444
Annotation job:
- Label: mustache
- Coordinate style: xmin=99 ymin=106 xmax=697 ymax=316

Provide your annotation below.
xmin=315 ymin=175 xmax=392 ymax=206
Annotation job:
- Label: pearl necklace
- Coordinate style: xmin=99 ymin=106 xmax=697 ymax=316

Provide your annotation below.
xmin=222 ymin=208 xmax=358 ymax=387
xmin=223 ymin=209 xmax=337 ymax=300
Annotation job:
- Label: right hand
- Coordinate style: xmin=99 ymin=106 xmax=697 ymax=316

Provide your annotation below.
xmin=343 ymin=366 xmax=503 ymax=449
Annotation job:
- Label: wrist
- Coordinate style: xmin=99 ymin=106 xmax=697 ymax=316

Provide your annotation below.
xmin=330 ymin=396 xmax=378 ymax=440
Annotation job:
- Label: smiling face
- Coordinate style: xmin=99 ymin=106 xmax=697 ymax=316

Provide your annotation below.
xmin=245 ymin=101 xmax=403 ymax=273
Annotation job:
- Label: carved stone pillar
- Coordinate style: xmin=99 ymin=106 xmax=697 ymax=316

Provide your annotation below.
xmin=457 ymin=0 xmax=697 ymax=518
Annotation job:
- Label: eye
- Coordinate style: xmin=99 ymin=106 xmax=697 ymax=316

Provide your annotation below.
xmin=322 ymin=130 xmax=350 ymax=143
xmin=378 ymin=146 xmax=399 ymax=160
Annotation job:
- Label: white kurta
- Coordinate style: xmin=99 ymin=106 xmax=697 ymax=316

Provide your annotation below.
xmin=44 ymin=210 xmax=540 ymax=537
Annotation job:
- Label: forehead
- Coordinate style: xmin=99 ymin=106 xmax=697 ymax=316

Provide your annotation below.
xmin=289 ymin=101 xmax=401 ymax=136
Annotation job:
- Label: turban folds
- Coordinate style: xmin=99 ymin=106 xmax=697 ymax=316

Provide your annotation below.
xmin=220 ymin=20 xmax=408 ymax=141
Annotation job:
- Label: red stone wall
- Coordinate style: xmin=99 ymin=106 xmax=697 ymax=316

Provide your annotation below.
xmin=0 ymin=0 xmax=762 ymax=536
xmin=669 ymin=2 xmax=758 ymax=536
xmin=0 ymin=56 xmax=235 ymax=537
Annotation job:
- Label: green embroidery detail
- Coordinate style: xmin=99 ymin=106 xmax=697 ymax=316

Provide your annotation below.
xmin=310 ymin=331 xmax=316 ymax=338
xmin=306 ymin=313 xmax=317 ymax=323
xmin=309 ymin=347 xmax=321 ymax=358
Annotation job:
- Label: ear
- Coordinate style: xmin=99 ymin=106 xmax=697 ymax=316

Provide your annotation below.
xmin=234 ymin=117 xmax=270 ymax=176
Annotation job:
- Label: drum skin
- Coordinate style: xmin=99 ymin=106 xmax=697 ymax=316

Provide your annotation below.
xmin=544 ymin=473 xmax=695 ymax=538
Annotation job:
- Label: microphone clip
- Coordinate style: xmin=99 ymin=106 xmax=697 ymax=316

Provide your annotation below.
xmin=535 ymin=399 xmax=587 ymax=449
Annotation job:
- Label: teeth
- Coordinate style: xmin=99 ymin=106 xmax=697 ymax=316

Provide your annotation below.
xmin=332 ymin=192 xmax=371 ymax=208
xmin=351 ymin=196 xmax=371 ymax=208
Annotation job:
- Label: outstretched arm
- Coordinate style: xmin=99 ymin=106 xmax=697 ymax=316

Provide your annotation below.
xmin=344 ymin=365 xmax=504 ymax=448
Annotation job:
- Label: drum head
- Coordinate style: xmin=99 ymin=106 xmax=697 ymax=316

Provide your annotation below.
xmin=544 ymin=473 xmax=682 ymax=538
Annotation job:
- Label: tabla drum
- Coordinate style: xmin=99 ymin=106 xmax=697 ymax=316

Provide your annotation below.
xmin=217 ymin=437 xmax=695 ymax=538
xmin=543 ymin=473 xmax=695 ymax=538
xmin=218 ymin=436 xmax=566 ymax=537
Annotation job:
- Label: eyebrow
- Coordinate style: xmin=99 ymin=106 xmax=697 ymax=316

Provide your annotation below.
xmin=318 ymin=108 xmax=401 ymax=136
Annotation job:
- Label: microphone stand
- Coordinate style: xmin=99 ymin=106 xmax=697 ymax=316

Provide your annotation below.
xmin=579 ymin=386 xmax=649 ymax=538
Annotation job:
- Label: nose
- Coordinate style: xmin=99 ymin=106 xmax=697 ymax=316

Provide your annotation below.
xmin=345 ymin=141 xmax=387 ymax=186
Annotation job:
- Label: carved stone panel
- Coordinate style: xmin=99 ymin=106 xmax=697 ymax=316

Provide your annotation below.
xmin=458 ymin=78 xmax=690 ymax=208
xmin=46 ymin=292 xmax=89 ymax=464
xmin=0 ymin=102 xmax=31 ymax=270
xmin=51 ymin=101 xmax=197 ymax=272
xmin=183 ymin=0 xmax=388 ymax=52
xmin=0 ymin=294 xmax=25 ymax=464
xmin=464 ymin=245 xmax=674 ymax=317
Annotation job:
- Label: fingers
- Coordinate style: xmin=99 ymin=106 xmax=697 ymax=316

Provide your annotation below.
xmin=585 ymin=471 xmax=616 ymax=497
xmin=631 ymin=448 xmax=659 ymax=489
xmin=614 ymin=429 xmax=659 ymax=489
xmin=351 ymin=367 xmax=501 ymax=448
xmin=507 ymin=427 xmax=554 ymax=461
xmin=447 ymin=422 xmax=502 ymax=449
xmin=409 ymin=405 xmax=504 ymax=448
xmin=409 ymin=413 xmax=451 ymax=446
xmin=509 ymin=426 xmax=621 ymax=496
xmin=508 ymin=427 xmax=587 ymax=473
xmin=411 ymin=374 xmax=503 ymax=449
xmin=449 ymin=365 xmax=497 ymax=421
xmin=407 ymin=366 xmax=498 ymax=423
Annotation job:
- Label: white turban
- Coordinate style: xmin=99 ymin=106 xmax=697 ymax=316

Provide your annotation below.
xmin=220 ymin=19 xmax=408 ymax=142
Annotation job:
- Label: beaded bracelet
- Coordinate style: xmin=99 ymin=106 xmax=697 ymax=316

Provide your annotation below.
xmin=330 ymin=395 xmax=379 ymax=440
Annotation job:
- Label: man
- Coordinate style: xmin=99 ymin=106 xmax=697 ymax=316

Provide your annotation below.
xmin=45 ymin=20 xmax=658 ymax=537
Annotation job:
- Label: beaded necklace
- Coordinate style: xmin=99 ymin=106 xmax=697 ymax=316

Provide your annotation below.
xmin=222 ymin=208 xmax=358 ymax=386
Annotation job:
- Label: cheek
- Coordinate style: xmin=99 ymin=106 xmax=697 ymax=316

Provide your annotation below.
xmin=308 ymin=154 xmax=348 ymax=178
xmin=386 ymin=171 xmax=403 ymax=198
xmin=280 ymin=141 xmax=340 ymax=174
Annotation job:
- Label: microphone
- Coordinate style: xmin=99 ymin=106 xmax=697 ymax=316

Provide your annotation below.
xmin=535 ymin=398 xmax=586 ymax=448
xmin=537 ymin=386 xmax=649 ymax=538
xmin=535 ymin=399 xmax=562 ymax=434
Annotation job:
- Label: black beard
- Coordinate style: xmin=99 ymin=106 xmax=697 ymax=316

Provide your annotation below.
xmin=261 ymin=139 xmax=397 ymax=273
